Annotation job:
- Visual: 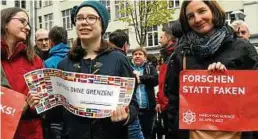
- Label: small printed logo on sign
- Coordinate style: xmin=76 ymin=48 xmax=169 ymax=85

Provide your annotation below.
xmin=183 ymin=110 xmax=196 ymax=125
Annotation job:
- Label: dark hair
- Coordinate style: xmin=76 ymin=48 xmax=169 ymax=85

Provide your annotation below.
xmin=179 ymin=1 xmax=226 ymax=33
xmin=1 ymin=7 xmax=35 ymax=62
xmin=147 ymin=54 xmax=158 ymax=68
xmin=162 ymin=26 xmax=173 ymax=38
xmin=49 ymin=26 xmax=68 ymax=45
xmin=171 ymin=20 xmax=183 ymax=38
xmin=68 ymin=38 xmax=115 ymax=61
xmin=109 ymin=29 xmax=129 ymax=48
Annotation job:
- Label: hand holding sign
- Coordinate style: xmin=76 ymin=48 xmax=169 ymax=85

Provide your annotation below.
xmin=208 ymin=62 xmax=227 ymax=73
xmin=111 ymin=106 xmax=129 ymax=122
xmin=27 ymin=91 xmax=41 ymax=108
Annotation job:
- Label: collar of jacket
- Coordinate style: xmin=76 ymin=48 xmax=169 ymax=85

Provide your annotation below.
xmin=114 ymin=47 xmax=126 ymax=56
xmin=1 ymin=39 xmax=26 ymax=60
xmin=160 ymin=45 xmax=175 ymax=60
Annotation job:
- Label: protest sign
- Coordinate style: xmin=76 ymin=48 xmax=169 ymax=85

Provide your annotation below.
xmin=179 ymin=70 xmax=258 ymax=131
xmin=1 ymin=87 xmax=26 ymax=139
xmin=24 ymin=68 xmax=135 ymax=118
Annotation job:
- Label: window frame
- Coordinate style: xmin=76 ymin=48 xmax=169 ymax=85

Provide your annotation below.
xmin=62 ymin=9 xmax=73 ymax=30
xmin=44 ymin=13 xmax=53 ymax=31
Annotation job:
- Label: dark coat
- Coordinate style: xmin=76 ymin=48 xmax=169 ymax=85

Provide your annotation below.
xmin=165 ymin=35 xmax=258 ymax=138
xmin=54 ymin=48 xmax=138 ymax=139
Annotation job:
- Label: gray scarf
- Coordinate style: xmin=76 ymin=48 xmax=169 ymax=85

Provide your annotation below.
xmin=179 ymin=26 xmax=231 ymax=58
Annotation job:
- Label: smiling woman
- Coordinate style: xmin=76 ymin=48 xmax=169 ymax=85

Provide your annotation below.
xmin=1 ymin=7 xmax=44 ymax=139
xmin=164 ymin=1 xmax=258 ymax=139
xmin=26 ymin=1 xmax=138 ymax=139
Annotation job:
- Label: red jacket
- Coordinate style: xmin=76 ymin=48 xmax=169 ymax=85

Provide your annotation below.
xmin=1 ymin=40 xmax=44 ymax=139
xmin=156 ymin=46 xmax=175 ymax=112
xmin=156 ymin=64 xmax=169 ymax=111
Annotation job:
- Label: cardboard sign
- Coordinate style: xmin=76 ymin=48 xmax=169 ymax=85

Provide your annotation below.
xmin=179 ymin=70 xmax=258 ymax=131
xmin=1 ymin=87 xmax=26 ymax=139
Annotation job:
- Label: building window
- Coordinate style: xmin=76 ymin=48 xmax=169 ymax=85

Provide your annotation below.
xmin=44 ymin=14 xmax=53 ymax=31
xmin=44 ymin=0 xmax=52 ymax=7
xmin=146 ymin=25 xmax=158 ymax=47
xmin=168 ymin=0 xmax=180 ymax=9
xmin=38 ymin=16 xmax=42 ymax=29
xmin=67 ymin=38 xmax=74 ymax=47
xmin=62 ymin=9 xmax=72 ymax=30
xmin=15 ymin=0 xmax=20 ymax=7
xmin=21 ymin=0 xmax=26 ymax=9
xmin=2 ymin=0 xmax=7 ymax=5
xmin=115 ymin=1 xmax=128 ymax=19
xmin=226 ymin=9 xmax=244 ymax=23
xmin=37 ymin=0 xmax=42 ymax=8
xmin=14 ymin=0 xmax=26 ymax=8
xmin=100 ymin=0 xmax=111 ymax=20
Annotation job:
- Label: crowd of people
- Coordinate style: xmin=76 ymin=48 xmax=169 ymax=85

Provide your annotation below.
xmin=1 ymin=0 xmax=258 ymax=139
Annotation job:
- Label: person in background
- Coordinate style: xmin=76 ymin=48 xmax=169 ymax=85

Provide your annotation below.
xmin=131 ymin=47 xmax=158 ymax=139
xmin=44 ymin=26 xmax=70 ymax=68
xmin=231 ymin=20 xmax=258 ymax=139
xmin=231 ymin=20 xmax=250 ymax=40
xmin=35 ymin=29 xmax=50 ymax=60
xmin=147 ymin=54 xmax=158 ymax=70
xmin=155 ymin=25 xmax=178 ymax=139
xmin=27 ymin=1 xmax=138 ymax=139
xmin=109 ymin=29 xmax=130 ymax=55
xmin=1 ymin=7 xmax=44 ymax=139
xmin=42 ymin=26 xmax=70 ymax=139
xmin=109 ymin=29 xmax=144 ymax=139
xmin=165 ymin=1 xmax=257 ymax=139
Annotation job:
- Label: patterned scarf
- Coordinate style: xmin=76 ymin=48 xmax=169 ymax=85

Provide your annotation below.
xmin=179 ymin=25 xmax=231 ymax=58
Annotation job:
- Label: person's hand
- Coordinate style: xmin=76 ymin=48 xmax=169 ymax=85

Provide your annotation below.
xmin=155 ymin=104 xmax=161 ymax=113
xmin=26 ymin=91 xmax=41 ymax=108
xmin=111 ymin=106 xmax=129 ymax=122
xmin=208 ymin=62 xmax=227 ymax=74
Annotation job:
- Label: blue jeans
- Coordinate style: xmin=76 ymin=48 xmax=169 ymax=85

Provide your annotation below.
xmin=128 ymin=118 xmax=144 ymax=139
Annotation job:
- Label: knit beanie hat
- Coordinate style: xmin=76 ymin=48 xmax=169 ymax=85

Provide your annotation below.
xmin=71 ymin=1 xmax=109 ymax=35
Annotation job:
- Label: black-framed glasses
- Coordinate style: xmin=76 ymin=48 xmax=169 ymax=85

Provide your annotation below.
xmin=11 ymin=18 xmax=30 ymax=27
xmin=75 ymin=15 xmax=100 ymax=25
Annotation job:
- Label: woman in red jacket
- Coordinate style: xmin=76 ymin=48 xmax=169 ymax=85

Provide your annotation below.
xmin=1 ymin=7 xmax=44 ymax=139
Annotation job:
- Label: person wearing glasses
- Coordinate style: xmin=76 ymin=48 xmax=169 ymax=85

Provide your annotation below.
xmin=35 ymin=29 xmax=50 ymax=60
xmin=27 ymin=1 xmax=138 ymax=139
xmin=1 ymin=7 xmax=44 ymax=139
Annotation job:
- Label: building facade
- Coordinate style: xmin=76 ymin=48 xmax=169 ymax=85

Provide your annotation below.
xmin=1 ymin=0 xmax=258 ymax=55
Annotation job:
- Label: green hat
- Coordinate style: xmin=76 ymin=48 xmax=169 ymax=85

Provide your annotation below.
xmin=71 ymin=1 xmax=109 ymax=35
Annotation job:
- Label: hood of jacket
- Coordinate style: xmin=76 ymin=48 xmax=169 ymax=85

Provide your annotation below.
xmin=49 ymin=43 xmax=70 ymax=58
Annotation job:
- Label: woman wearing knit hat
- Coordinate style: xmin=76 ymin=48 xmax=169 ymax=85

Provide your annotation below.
xmin=27 ymin=1 xmax=138 ymax=139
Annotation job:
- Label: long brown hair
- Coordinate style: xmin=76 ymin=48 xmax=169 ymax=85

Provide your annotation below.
xmin=1 ymin=7 xmax=35 ymax=62
xmin=179 ymin=0 xmax=226 ymax=33
xmin=68 ymin=37 xmax=115 ymax=61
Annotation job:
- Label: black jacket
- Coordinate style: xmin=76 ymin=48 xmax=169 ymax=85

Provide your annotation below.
xmin=34 ymin=46 xmax=49 ymax=60
xmin=50 ymin=49 xmax=138 ymax=139
xmin=132 ymin=62 xmax=158 ymax=111
xmin=165 ymin=34 xmax=258 ymax=134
